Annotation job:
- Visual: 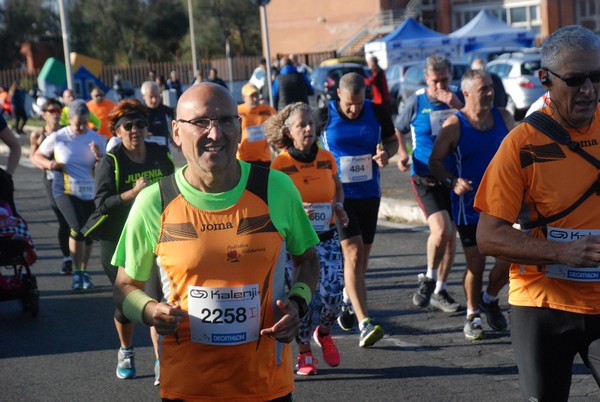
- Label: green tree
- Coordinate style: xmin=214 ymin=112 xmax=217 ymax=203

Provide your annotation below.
xmin=181 ymin=0 xmax=261 ymax=60
xmin=140 ymin=0 xmax=189 ymax=62
xmin=0 ymin=0 xmax=60 ymax=69
xmin=0 ymin=0 xmax=261 ymax=69
xmin=67 ymin=0 xmax=188 ymax=65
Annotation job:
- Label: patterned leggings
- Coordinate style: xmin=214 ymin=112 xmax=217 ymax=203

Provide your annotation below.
xmin=285 ymin=231 xmax=344 ymax=345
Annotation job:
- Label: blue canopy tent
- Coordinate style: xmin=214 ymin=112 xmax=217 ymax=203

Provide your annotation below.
xmin=449 ymin=10 xmax=535 ymax=56
xmin=364 ymin=17 xmax=459 ymax=69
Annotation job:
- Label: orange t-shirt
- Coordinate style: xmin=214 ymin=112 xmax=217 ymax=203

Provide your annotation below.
xmin=156 ymin=179 xmax=293 ymax=401
xmin=474 ymin=106 xmax=600 ymax=314
xmin=237 ymin=103 xmax=276 ymax=163
xmin=86 ymin=99 xmax=116 ymax=139
xmin=271 ymin=148 xmax=339 ymax=229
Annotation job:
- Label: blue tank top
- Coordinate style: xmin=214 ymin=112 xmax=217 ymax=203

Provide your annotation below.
xmin=410 ymin=88 xmax=458 ymax=176
xmin=448 ymin=107 xmax=508 ymax=225
xmin=321 ymin=100 xmax=382 ymax=199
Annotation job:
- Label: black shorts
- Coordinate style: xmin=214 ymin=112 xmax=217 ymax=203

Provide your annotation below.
xmin=511 ymin=306 xmax=600 ymax=401
xmin=336 ymin=197 xmax=380 ymax=244
xmin=456 ymin=224 xmax=477 ymax=248
xmin=411 ymin=175 xmax=452 ymax=219
xmin=54 ymin=195 xmax=95 ymax=243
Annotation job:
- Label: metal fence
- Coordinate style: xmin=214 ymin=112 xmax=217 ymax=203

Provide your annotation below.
xmin=0 ymin=51 xmax=337 ymax=93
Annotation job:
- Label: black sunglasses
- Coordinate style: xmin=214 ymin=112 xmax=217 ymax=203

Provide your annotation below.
xmin=545 ymin=67 xmax=600 ymax=87
xmin=120 ymin=120 xmax=148 ymax=131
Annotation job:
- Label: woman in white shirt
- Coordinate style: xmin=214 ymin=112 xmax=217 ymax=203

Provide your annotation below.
xmin=33 ymin=99 xmax=106 ymax=291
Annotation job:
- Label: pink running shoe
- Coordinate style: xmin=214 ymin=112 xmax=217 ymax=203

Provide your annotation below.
xmin=313 ymin=326 xmax=340 ymax=367
xmin=296 ymin=352 xmax=317 ymax=375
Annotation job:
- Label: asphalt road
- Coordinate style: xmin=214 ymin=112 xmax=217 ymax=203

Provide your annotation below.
xmin=0 ymin=149 xmax=599 ymax=401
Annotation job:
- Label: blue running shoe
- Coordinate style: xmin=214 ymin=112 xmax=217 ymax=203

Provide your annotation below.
xmin=72 ymin=271 xmax=83 ymax=291
xmin=60 ymin=260 xmax=72 ymax=275
xmin=82 ymin=272 xmax=93 ymax=290
xmin=116 ymin=348 xmax=136 ymax=379
xmin=154 ymin=359 xmax=160 ymax=386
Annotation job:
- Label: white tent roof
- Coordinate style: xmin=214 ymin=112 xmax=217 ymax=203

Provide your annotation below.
xmin=365 ymin=17 xmax=459 ymax=68
xmin=449 ymin=9 xmax=534 ymax=51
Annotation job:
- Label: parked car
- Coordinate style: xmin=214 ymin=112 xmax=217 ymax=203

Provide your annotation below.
xmin=320 ymin=56 xmax=367 ymax=67
xmin=486 ymin=52 xmax=546 ymax=120
xmin=308 ymin=63 xmax=370 ymax=111
xmin=385 ymin=61 xmax=418 ymax=114
xmin=398 ymin=60 xmax=470 ymax=111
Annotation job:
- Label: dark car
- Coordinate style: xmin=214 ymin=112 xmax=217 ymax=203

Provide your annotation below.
xmin=308 ymin=63 xmax=370 ymax=111
xmin=397 ymin=60 xmax=470 ymax=112
xmin=386 ymin=61 xmax=419 ymax=114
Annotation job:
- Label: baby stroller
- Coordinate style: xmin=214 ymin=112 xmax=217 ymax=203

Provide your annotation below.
xmin=0 ymin=168 xmax=39 ymax=317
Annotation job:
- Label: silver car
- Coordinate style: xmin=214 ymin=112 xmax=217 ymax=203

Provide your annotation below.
xmin=486 ymin=52 xmax=546 ymax=120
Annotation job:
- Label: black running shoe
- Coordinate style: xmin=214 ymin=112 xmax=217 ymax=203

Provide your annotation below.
xmin=479 ymin=292 xmax=508 ymax=331
xmin=337 ymin=301 xmax=356 ymax=331
xmin=412 ymin=273 xmax=435 ymax=307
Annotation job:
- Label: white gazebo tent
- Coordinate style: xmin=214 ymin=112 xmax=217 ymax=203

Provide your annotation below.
xmin=450 ymin=10 xmax=535 ymax=57
xmin=364 ymin=17 xmax=459 ymax=69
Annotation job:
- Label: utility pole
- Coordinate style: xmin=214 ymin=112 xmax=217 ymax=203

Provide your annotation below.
xmin=188 ymin=0 xmax=198 ymax=77
xmin=58 ymin=0 xmax=73 ymax=90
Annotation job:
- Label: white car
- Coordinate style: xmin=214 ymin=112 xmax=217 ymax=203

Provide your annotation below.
xmin=487 ymin=51 xmax=546 ymax=120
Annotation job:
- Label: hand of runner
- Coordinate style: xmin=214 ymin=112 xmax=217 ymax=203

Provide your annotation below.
xmin=334 ymin=203 xmax=349 ymax=228
xmin=559 ymin=235 xmax=600 ymax=268
xmin=372 ymin=144 xmax=389 ymax=168
xmin=452 ymin=177 xmax=473 ymax=195
xmin=146 ymin=301 xmax=188 ymax=336
xmin=132 ymin=177 xmax=150 ymax=196
xmin=89 ymin=141 xmax=102 ymax=161
xmin=260 ymin=299 xmax=300 ymax=343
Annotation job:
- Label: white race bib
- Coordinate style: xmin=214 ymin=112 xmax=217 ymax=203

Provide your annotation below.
xmin=429 ymin=109 xmax=457 ymax=137
xmin=66 ymin=177 xmax=95 ymax=199
xmin=188 ymin=284 xmax=260 ymax=345
xmin=339 ymin=154 xmax=373 ymax=183
xmin=246 ymin=125 xmax=266 ymax=142
xmin=305 ymin=203 xmax=333 ymax=232
xmin=545 ymin=227 xmax=600 ymax=282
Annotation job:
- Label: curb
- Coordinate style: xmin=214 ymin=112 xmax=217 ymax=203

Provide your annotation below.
xmin=379 ymin=197 xmax=426 ymax=225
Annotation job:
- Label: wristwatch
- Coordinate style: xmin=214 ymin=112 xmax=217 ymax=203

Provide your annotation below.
xmin=444 ymin=177 xmax=455 ymax=189
xmin=289 ymin=295 xmax=308 ymax=319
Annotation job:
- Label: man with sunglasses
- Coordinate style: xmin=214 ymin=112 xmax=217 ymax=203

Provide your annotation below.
xmin=113 ymin=82 xmax=320 ymax=401
xmin=86 ymin=86 xmax=115 ymax=140
xmin=475 ymin=25 xmax=600 ymax=401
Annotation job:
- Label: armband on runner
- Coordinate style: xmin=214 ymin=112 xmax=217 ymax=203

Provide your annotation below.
xmin=288 ymin=281 xmax=312 ymax=318
xmin=122 ymin=289 xmax=155 ymax=325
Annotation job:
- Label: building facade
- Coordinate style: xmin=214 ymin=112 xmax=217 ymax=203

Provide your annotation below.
xmin=266 ymin=0 xmax=599 ymax=58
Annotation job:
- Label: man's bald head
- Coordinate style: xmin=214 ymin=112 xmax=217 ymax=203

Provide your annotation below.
xmin=177 ymin=82 xmax=237 ymax=118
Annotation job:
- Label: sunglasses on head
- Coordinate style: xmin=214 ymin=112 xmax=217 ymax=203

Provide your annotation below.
xmin=545 ymin=67 xmax=600 ymax=87
xmin=120 ymin=120 xmax=148 ymax=131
